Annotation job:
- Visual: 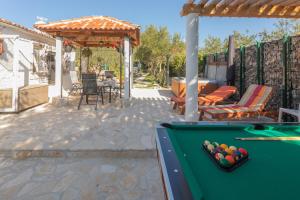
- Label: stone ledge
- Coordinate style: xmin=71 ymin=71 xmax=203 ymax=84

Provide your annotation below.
xmin=0 ymin=149 xmax=157 ymax=160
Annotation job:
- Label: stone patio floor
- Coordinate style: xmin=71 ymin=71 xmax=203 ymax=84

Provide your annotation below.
xmin=0 ymin=88 xmax=183 ymax=199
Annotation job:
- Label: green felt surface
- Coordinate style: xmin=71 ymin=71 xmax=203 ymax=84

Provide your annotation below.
xmin=166 ymin=124 xmax=300 ymax=200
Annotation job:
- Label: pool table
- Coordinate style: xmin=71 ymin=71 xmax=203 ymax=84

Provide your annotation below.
xmin=156 ymin=122 xmax=300 ymax=200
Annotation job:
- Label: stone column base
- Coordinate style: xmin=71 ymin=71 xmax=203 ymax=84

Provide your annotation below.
xmin=122 ymin=98 xmax=132 ymax=108
xmin=51 ymin=97 xmax=70 ymax=107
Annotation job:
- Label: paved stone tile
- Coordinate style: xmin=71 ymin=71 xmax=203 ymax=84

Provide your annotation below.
xmin=0 ymin=89 xmax=176 ymax=199
xmin=0 ymin=157 xmax=164 ymax=200
xmin=0 ymin=89 xmax=183 ymax=153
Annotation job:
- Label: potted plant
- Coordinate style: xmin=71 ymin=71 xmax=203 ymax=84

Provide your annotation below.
xmin=63 ymin=40 xmax=74 ymax=52
xmin=82 ymin=47 xmax=92 ymax=57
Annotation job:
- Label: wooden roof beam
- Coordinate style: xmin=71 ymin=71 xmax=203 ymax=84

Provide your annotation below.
xmin=202 ymin=0 xmax=223 ymax=15
xmin=245 ymin=0 xmax=274 ymax=15
xmin=213 ymin=0 xmax=233 ymax=14
xmin=224 ymin=0 xmax=253 ymax=16
xmin=258 ymin=5 xmax=278 ymax=16
xmin=181 ymin=0 xmax=300 ymax=18
xmin=281 ymin=0 xmax=300 ymax=7
xmin=218 ymin=0 xmax=248 ymax=16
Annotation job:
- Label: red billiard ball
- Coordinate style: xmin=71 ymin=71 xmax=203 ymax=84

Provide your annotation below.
xmin=225 ymin=155 xmax=235 ymax=165
xmin=238 ymin=148 xmax=248 ymax=156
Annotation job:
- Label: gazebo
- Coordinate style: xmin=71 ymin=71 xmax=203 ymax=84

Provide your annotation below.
xmin=182 ymin=0 xmax=300 ymax=121
xmin=35 ymin=16 xmax=140 ymax=100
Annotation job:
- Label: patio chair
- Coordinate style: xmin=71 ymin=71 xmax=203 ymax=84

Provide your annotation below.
xmin=278 ymin=105 xmax=300 ymax=122
xmin=171 ymin=86 xmax=237 ymax=115
xmin=78 ymin=73 xmax=103 ymax=110
xmin=69 ymin=71 xmax=82 ymax=95
xmin=199 ymin=84 xmax=273 ymax=121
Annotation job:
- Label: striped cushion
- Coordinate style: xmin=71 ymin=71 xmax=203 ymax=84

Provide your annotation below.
xmin=202 ymin=105 xmax=256 ymax=119
xmin=171 ymin=86 xmax=237 ymax=104
xmin=237 ymin=85 xmax=272 ymax=111
xmin=205 ymin=86 xmax=237 ymax=102
xmin=201 ymin=85 xmax=272 ymax=120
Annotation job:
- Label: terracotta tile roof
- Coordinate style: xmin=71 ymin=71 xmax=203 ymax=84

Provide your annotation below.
xmin=34 ymin=16 xmax=140 ymax=46
xmin=0 ymin=18 xmax=53 ymax=39
xmin=34 ymin=16 xmax=139 ymax=32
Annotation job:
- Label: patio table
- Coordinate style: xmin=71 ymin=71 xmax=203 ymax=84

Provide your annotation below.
xmin=97 ymin=79 xmax=116 ymax=103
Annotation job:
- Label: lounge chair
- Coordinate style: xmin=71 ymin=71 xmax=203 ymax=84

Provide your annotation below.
xmin=199 ymin=84 xmax=273 ymax=121
xmin=171 ymin=86 xmax=237 ymax=114
xmin=78 ymin=73 xmax=103 ymax=110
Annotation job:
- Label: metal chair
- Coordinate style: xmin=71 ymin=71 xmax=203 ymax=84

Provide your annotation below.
xmin=78 ymin=73 xmax=103 ymax=110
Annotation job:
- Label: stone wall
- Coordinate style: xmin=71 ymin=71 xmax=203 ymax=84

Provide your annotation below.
xmin=261 ymin=40 xmax=284 ymax=110
xmin=206 ymin=35 xmax=300 ymax=112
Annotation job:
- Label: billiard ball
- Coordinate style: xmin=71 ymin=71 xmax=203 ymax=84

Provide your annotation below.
xmin=232 ymin=150 xmax=242 ymax=161
xmin=239 ymin=148 xmax=248 ymax=156
xmin=225 ymin=155 xmax=235 ymax=165
xmin=225 ymin=148 xmax=234 ymax=155
xmin=210 ymin=148 xmax=217 ymax=155
xmin=215 ymin=153 xmax=224 ymax=160
xmin=204 ymin=140 xmax=211 ymax=146
xmin=229 ymin=146 xmax=237 ymax=151
xmin=220 ymin=158 xmax=231 ymax=167
xmin=207 ymin=144 xmax=215 ymax=152
xmin=215 ymin=147 xmax=223 ymax=153
xmin=222 ymin=150 xmax=228 ymax=156
xmin=220 ymin=144 xmax=228 ymax=150
xmin=212 ymin=142 xmax=219 ymax=147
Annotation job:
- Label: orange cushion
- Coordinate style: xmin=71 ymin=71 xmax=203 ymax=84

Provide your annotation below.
xmin=206 ymin=86 xmax=237 ymax=101
xmin=171 ymin=86 xmax=237 ymax=104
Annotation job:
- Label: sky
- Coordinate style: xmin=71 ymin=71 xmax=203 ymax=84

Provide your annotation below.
xmin=1 ymin=0 xmax=279 ymax=47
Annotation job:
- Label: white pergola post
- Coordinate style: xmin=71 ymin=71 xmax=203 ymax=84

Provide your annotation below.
xmin=12 ymin=37 xmax=20 ymax=112
xmin=185 ymin=13 xmax=199 ymax=121
xmin=130 ymin=46 xmax=133 ymax=90
xmin=55 ymin=37 xmax=63 ymax=98
xmin=124 ymin=37 xmax=130 ymax=100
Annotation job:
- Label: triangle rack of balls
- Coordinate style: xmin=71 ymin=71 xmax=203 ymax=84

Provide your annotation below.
xmin=203 ymin=140 xmax=249 ymax=172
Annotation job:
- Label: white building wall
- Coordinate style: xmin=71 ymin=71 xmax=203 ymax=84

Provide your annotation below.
xmin=18 ymin=38 xmax=33 ymax=87
xmin=206 ymin=64 xmax=227 ymax=85
xmin=0 ymin=38 xmax=14 ymax=89
xmin=0 ymin=24 xmax=55 ymax=90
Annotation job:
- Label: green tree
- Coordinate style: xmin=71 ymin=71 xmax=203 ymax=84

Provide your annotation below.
xmin=271 ymin=19 xmax=294 ymax=39
xmin=291 ymin=19 xmax=300 ymax=35
xmin=223 ymin=30 xmax=256 ymax=48
xmin=257 ymin=19 xmax=300 ymax=42
xmin=75 ymin=47 xmax=121 ymax=78
xmin=134 ymin=25 xmax=185 ymax=86
xmin=202 ymin=35 xmax=224 ymax=55
xmin=257 ymin=29 xmax=274 ymax=42
xmin=135 ymin=25 xmax=170 ymax=75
